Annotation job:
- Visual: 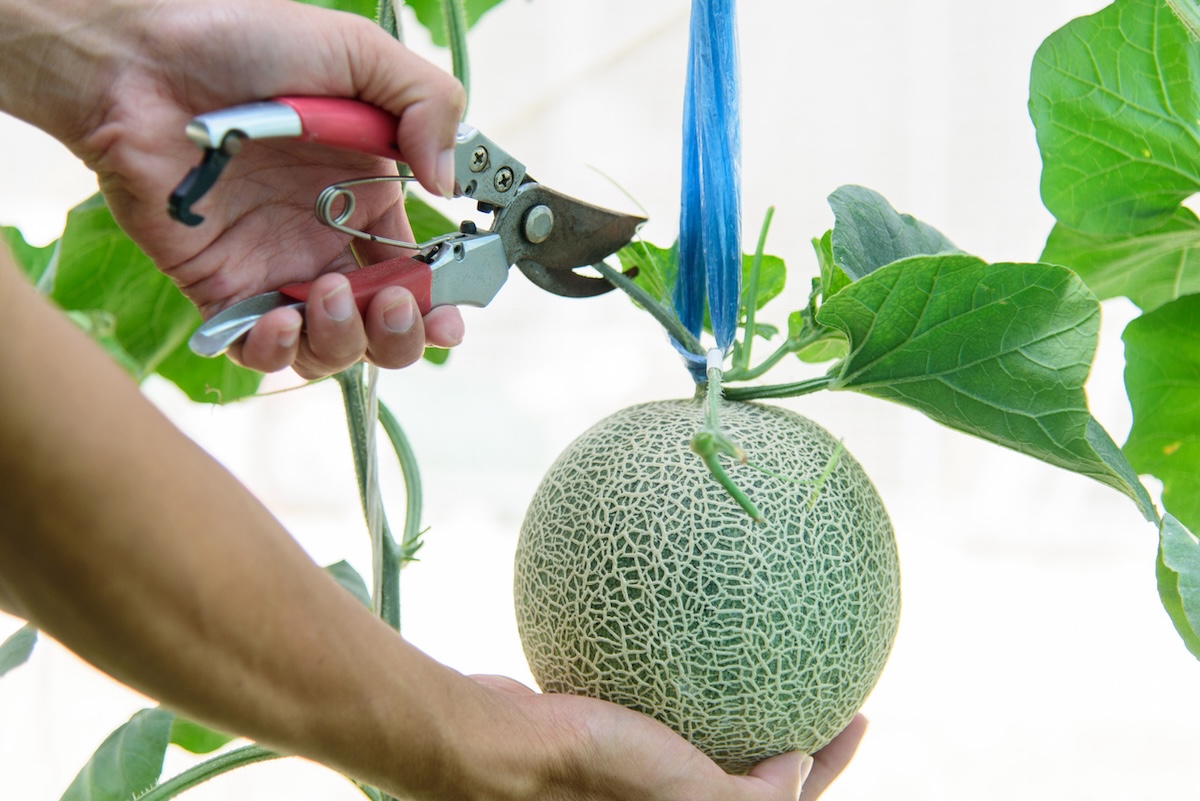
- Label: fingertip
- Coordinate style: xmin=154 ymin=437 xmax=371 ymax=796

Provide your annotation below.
xmin=423 ymin=305 xmax=464 ymax=348
xmin=745 ymin=751 xmax=807 ymax=798
xmin=236 ymin=307 xmax=303 ymax=373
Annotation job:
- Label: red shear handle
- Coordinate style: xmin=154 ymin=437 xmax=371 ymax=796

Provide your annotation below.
xmin=279 ymin=255 xmax=433 ymax=315
xmin=275 ymin=96 xmax=404 ymax=162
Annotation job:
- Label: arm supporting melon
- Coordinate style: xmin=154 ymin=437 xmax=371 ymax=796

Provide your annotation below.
xmin=0 ymin=252 xmax=562 ymax=799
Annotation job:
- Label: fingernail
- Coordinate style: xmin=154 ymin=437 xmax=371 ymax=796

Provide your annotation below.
xmin=437 ymin=148 xmax=456 ymax=199
xmin=323 ymin=281 xmax=354 ymax=322
xmin=383 ymin=295 xmax=416 ymax=334
xmin=278 ymin=321 xmax=301 ymax=349
xmin=799 ymin=754 xmax=814 ymax=789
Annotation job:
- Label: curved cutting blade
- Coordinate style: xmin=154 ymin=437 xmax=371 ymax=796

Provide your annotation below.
xmin=495 ymin=184 xmax=645 ymax=297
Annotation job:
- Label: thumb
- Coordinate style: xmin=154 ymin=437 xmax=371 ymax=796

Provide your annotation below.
xmin=744 ymin=750 xmax=813 ymax=800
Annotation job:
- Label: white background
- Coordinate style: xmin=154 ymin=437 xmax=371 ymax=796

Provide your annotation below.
xmin=3 ymin=0 xmax=1199 ymax=798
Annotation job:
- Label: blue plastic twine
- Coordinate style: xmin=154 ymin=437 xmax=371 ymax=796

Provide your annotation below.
xmin=675 ymin=0 xmax=742 ymax=382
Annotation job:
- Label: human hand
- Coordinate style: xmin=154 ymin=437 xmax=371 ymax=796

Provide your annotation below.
xmin=466 ymin=675 xmax=866 ymax=801
xmin=8 ymin=0 xmax=466 ymax=378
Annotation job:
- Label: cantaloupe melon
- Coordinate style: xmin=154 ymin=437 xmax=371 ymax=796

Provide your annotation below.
xmin=514 ymin=397 xmax=900 ymax=774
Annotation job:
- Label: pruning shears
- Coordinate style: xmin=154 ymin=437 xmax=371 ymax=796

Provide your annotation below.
xmin=167 ymin=96 xmax=645 ymax=357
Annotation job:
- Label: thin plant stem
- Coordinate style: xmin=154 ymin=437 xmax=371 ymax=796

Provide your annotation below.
xmin=378 ymin=399 xmax=424 ymax=562
xmin=735 ymin=207 xmax=775 ymax=372
xmin=442 ymin=0 xmax=471 ymax=112
xmin=723 ymin=374 xmax=837 ymax=402
xmin=690 ymin=362 xmax=764 ymax=522
xmin=336 ymin=368 xmax=402 ymax=633
xmin=136 ymin=745 xmax=280 ymax=801
xmin=376 ymin=0 xmax=402 ymax=39
xmin=593 ymin=261 xmax=705 ymax=356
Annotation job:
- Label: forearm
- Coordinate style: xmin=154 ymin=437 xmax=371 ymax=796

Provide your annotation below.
xmin=0 ymin=259 xmax=552 ymax=799
xmin=0 ymin=0 xmax=144 ymax=146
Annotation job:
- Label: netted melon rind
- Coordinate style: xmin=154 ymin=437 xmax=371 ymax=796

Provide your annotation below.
xmin=514 ymin=399 xmax=901 ymax=774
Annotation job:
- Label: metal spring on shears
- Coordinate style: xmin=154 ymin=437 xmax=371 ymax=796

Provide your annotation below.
xmin=314 ymin=176 xmax=456 ymax=251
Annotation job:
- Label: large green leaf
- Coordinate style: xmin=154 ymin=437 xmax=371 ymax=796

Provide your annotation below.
xmin=60 ymin=708 xmax=173 ymax=801
xmin=827 ymin=185 xmax=960 ymax=281
xmin=405 ymin=194 xmax=457 ymax=242
xmin=404 ymin=0 xmax=506 ymax=47
xmin=0 ymin=623 xmax=37 ymax=679
xmin=52 ymin=196 xmax=195 ymax=376
xmin=49 ymin=195 xmax=260 ymax=402
xmin=2 ymin=226 xmax=57 ymax=288
xmin=1123 ymin=293 xmax=1200 ymax=532
xmin=155 ymin=341 xmax=262 ymax=405
xmin=1029 ymin=0 xmax=1200 ymax=235
xmin=1157 ymin=513 xmax=1200 ymax=660
xmin=818 ymin=253 xmax=1156 ymax=518
xmin=1041 ymin=207 xmax=1200 ymax=312
xmin=295 ymin=0 xmax=377 ymax=17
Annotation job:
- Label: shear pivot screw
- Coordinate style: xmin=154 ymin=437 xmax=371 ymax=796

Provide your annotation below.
xmin=469 ymin=146 xmax=489 ymax=172
xmin=523 ymin=205 xmax=555 ymax=244
xmin=494 ymin=167 xmax=515 ymax=193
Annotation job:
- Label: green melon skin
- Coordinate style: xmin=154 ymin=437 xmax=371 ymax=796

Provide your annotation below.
xmin=513 ymin=398 xmax=901 ymax=774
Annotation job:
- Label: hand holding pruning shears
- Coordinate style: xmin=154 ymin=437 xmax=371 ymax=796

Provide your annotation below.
xmin=35 ymin=0 xmax=469 ymax=378
xmin=168 ymin=96 xmax=645 ymax=361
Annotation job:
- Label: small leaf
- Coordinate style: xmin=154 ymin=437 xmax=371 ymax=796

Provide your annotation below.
xmin=0 ymin=623 xmax=37 ymax=678
xmin=422 ymin=346 xmax=450 ymax=365
xmin=60 ymin=708 xmax=172 ymax=801
xmin=3 ymin=226 xmax=58 ymax=288
xmin=405 ymin=194 xmax=457 ymax=242
xmin=1040 ymin=208 xmax=1200 ymax=312
xmin=1030 ymin=0 xmax=1200 ymax=234
xmin=818 ymin=254 xmax=1155 ymax=515
xmin=1157 ymin=514 xmax=1200 ymax=661
xmin=1123 ymin=294 xmax=1200 ymax=532
xmin=169 ymin=718 xmax=234 ymax=755
xmin=325 ymin=561 xmax=373 ymax=609
xmin=619 ymin=240 xmax=678 ymax=308
xmin=618 ymin=240 xmax=784 ymax=332
xmin=404 ymin=0 xmax=506 ymax=47
xmin=827 ymin=185 xmax=960 ymax=281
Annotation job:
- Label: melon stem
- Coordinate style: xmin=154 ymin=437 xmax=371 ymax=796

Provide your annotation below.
xmin=692 ymin=362 xmax=766 ymax=523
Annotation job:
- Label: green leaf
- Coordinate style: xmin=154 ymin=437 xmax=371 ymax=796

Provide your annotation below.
xmin=61 ymin=708 xmax=172 ymax=801
xmin=618 ymin=240 xmax=785 ymax=331
xmin=812 ymin=231 xmax=850 ymax=301
xmin=0 ymin=623 xmax=37 ymax=678
xmin=405 ymin=194 xmax=457 ymax=242
xmin=827 ymin=185 xmax=960 ymax=281
xmin=3 ymin=226 xmax=57 ymax=288
xmin=404 ymin=0 xmax=506 ymax=47
xmin=1167 ymin=0 xmax=1200 ymax=38
xmin=293 ymin=0 xmax=377 ymax=17
xmin=51 ymin=195 xmax=195 ymax=378
xmin=154 ymin=342 xmax=262 ymax=404
xmin=169 ymin=718 xmax=234 ymax=755
xmin=818 ymin=253 xmax=1155 ymax=517
xmin=1123 ymin=294 xmax=1200 ymax=532
xmin=1029 ymin=0 xmax=1200 ymax=234
xmin=325 ymin=560 xmax=373 ymax=609
xmin=49 ymin=194 xmax=260 ymax=402
xmin=1041 ymin=207 xmax=1200 ymax=312
xmin=619 ymin=240 xmax=677 ymax=307
xmin=422 ymin=346 xmax=450 ymax=365
xmin=1157 ymin=513 xmax=1200 ymax=661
